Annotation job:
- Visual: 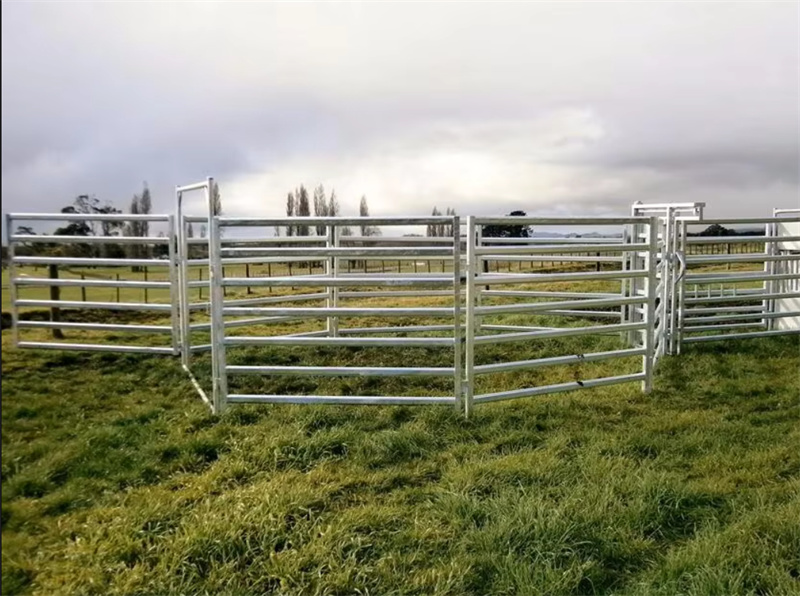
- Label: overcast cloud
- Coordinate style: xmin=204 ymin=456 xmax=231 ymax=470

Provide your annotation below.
xmin=2 ymin=1 xmax=798 ymax=230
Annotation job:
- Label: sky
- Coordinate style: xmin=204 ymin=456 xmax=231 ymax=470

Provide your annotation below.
xmin=2 ymin=1 xmax=798 ymax=236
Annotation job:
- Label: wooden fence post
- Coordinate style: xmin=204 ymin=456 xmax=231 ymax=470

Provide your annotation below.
xmin=48 ymin=264 xmax=65 ymax=339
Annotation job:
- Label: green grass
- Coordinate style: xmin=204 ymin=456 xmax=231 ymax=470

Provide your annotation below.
xmin=2 ymin=300 xmax=799 ymax=595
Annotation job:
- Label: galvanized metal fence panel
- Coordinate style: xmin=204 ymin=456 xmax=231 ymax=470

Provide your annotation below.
xmin=206 ymin=215 xmax=464 ymax=413
xmin=6 ymin=212 xmax=180 ymax=354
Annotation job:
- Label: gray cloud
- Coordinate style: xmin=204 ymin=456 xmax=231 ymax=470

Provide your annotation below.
xmin=2 ymin=1 xmax=797 ymax=237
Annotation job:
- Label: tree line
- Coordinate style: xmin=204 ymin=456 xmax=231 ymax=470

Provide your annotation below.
xmin=279 ymin=185 xmax=382 ymax=238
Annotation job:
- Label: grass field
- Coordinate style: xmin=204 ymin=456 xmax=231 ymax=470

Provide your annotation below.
xmin=2 ymin=292 xmax=799 ymax=595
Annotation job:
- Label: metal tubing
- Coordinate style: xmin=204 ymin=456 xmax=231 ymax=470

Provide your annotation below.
xmin=685 ymin=291 xmax=800 ymax=305
xmin=225 ymin=336 xmax=455 ymax=347
xmin=475 ymin=296 xmax=644 ymax=316
xmin=13 ymin=278 xmax=170 ymax=289
xmin=463 ymin=216 xmax=476 ymax=417
xmin=475 ymin=243 xmax=648 ymax=255
xmin=5 ymin=214 xmax=19 ymax=346
xmin=686 ymin=272 xmax=797 ymax=284
xmin=219 ymin=216 xmax=454 ymax=227
xmin=473 ymin=373 xmax=647 ymax=404
xmin=223 ymin=276 xmax=453 ymax=287
xmin=475 ymin=270 xmax=648 ymax=285
xmin=227 ymin=394 xmax=455 ymax=405
xmin=222 ymin=307 xmax=454 ymax=317
xmin=642 ymin=218 xmax=658 ymax=392
xmin=452 ymin=215 xmax=463 ymax=413
xmin=220 ymin=247 xmax=453 ymax=257
xmin=16 ymin=321 xmax=173 ymax=333
xmin=14 ymin=256 xmax=170 ymax=267
xmin=473 ymin=348 xmax=646 ymax=375
xmin=227 ymin=365 xmax=455 ymax=377
xmin=15 ymin=299 xmax=172 ymax=311
xmin=10 ymin=213 xmax=168 ymax=222
xmin=11 ymin=234 xmax=170 ymax=245
xmin=208 ymin=180 xmax=229 ymax=414
xmin=474 ymin=322 xmax=647 ymax=345
xmin=682 ymin=329 xmax=798 ymax=343
xmin=17 ymin=341 xmax=173 ymax=354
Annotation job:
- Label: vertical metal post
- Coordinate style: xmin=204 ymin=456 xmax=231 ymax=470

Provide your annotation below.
xmin=176 ymin=187 xmax=192 ymax=368
xmin=452 ymin=216 xmax=463 ymax=413
xmin=5 ymin=214 xmax=19 ymax=347
xmin=662 ymin=209 xmax=672 ymax=356
xmin=207 ymin=178 xmax=228 ymax=414
xmin=463 ymin=216 xmax=476 ymax=418
xmin=643 ymin=217 xmax=658 ymax=393
xmin=620 ymin=223 xmax=630 ymax=340
xmin=327 ymin=224 xmax=340 ymax=337
xmin=326 ymin=224 xmax=334 ymax=336
xmin=474 ymin=222 xmax=483 ymax=334
xmin=676 ymin=220 xmax=687 ymax=355
xmin=167 ymin=215 xmax=181 ymax=356
xmin=764 ymin=221 xmax=776 ymax=330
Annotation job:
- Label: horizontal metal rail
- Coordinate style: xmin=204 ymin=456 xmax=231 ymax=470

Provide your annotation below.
xmin=224 ymin=336 xmax=455 ymax=347
xmin=337 ymin=324 xmax=457 ymax=335
xmin=222 ymin=307 xmax=454 ymax=317
xmin=220 ymin=247 xmax=453 ymax=257
xmin=684 ymin=291 xmax=800 ymax=305
xmin=476 ymin=243 xmax=648 ymax=255
xmin=15 ymin=299 xmax=172 ymax=311
xmin=686 ymin=272 xmax=798 ymax=284
xmin=14 ymin=277 xmax=170 ymax=289
xmin=227 ymin=365 xmax=455 ymax=377
xmin=473 ymin=373 xmax=647 ymax=403
xmin=684 ymin=305 xmax=765 ymax=315
xmin=682 ymin=322 xmax=764 ymax=332
xmin=682 ymin=329 xmax=799 ymax=343
xmin=13 ymin=256 xmax=171 ymax=267
xmin=475 ymin=296 xmax=643 ymax=316
xmin=17 ymin=341 xmax=173 ymax=354
xmin=686 ymin=253 xmax=800 ymax=264
xmin=473 ymin=348 xmax=646 ymax=375
xmin=474 ymin=322 xmax=647 ymax=345
xmin=10 ymin=234 xmax=170 ymax=245
xmin=9 ymin=213 xmax=168 ymax=222
xmin=475 ymin=270 xmax=648 ymax=285
xmin=219 ymin=216 xmax=455 ymax=227
xmin=481 ymin=255 xmax=624 ymax=263
xmin=474 ymin=216 xmax=649 ymax=225
xmin=686 ymin=217 xmax=800 ymax=225
xmin=480 ymin=290 xmax=616 ymax=299
xmin=477 ymin=237 xmax=621 ymax=244
xmin=16 ymin=321 xmax=173 ymax=333
xmin=339 ymin=290 xmax=453 ymax=298
xmin=227 ymin=394 xmax=455 ymax=405
xmin=683 ymin=311 xmax=800 ymax=324
xmin=222 ymin=276 xmax=454 ymax=287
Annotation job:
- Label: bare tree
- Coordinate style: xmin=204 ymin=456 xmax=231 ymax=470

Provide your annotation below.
xmin=359 ymin=195 xmax=380 ymax=237
xmin=296 ymin=186 xmax=311 ymax=236
xmin=313 ymin=184 xmax=328 ymax=235
xmin=285 ymin=192 xmax=295 ymax=236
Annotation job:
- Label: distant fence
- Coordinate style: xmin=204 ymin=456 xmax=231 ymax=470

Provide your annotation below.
xmin=4 ymin=187 xmax=799 ymax=417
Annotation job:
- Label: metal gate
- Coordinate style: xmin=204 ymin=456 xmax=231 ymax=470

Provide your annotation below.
xmin=6 ymin=212 xmax=180 ymax=354
xmin=676 ymin=214 xmax=800 ymax=345
xmin=461 ymin=215 xmax=660 ymax=416
xmin=206 ymin=215 xmax=463 ymax=413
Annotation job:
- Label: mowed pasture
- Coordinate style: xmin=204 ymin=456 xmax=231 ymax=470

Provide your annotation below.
xmin=2 ymin=262 xmax=799 ymax=596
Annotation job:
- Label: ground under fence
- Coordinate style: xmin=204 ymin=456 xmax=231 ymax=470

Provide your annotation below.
xmin=5 ymin=190 xmax=799 ymax=416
